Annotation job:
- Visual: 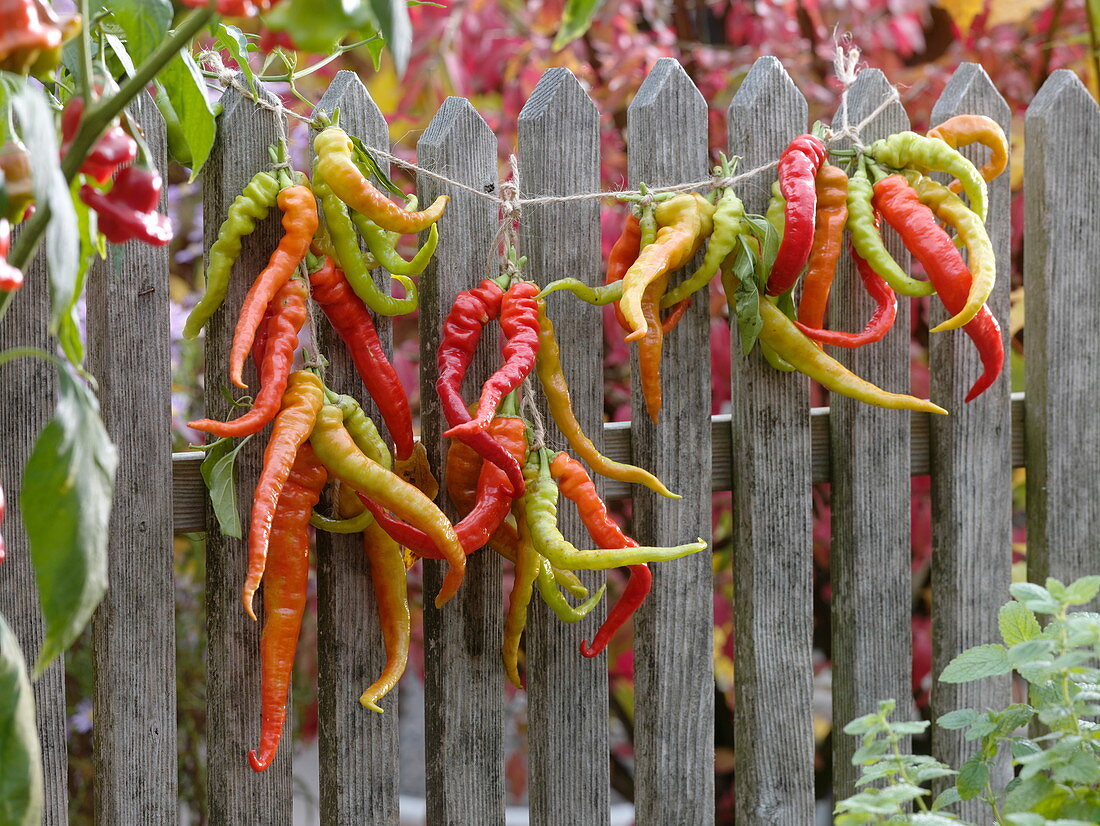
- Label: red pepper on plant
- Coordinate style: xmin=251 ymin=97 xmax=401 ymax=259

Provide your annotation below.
xmin=0 ymin=219 xmax=23 ymax=292
xmin=766 ymin=133 xmax=827 ymax=296
xmin=793 ymin=248 xmax=897 ymax=348
xmin=60 ymin=96 xmax=137 ymax=185
xmin=80 ymin=163 xmax=172 ymax=246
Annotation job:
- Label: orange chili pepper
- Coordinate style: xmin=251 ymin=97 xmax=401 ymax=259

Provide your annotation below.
xmin=927 ymin=114 xmax=1008 ymax=193
xmin=638 ymin=273 xmax=668 ymax=424
xmin=796 ymin=164 xmax=848 ymax=336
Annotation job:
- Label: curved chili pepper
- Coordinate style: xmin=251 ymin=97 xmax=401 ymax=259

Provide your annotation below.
xmin=662 ymin=186 xmax=745 ymax=308
xmin=60 ymin=96 xmax=137 ymax=184
xmin=310 ymin=404 xmax=466 ymax=607
xmin=927 ymin=114 xmax=1008 ymax=192
xmin=873 ymin=174 xmax=1004 ymax=402
xmin=235 ymin=370 xmax=324 ymax=619
xmin=638 ymin=273 xmax=668 ymax=424
xmin=535 ymin=299 xmax=678 ymax=498
xmin=248 ymin=443 xmax=326 ymax=772
xmin=446 ymin=282 xmax=540 ymax=439
xmin=349 ymin=211 xmax=439 ymax=277
xmin=184 ymin=171 xmax=281 ymax=340
xmin=228 ymin=184 xmax=317 ymax=388
xmin=0 ymin=219 xmax=22 ymax=292
xmin=309 ymin=257 xmax=414 ymax=460
xmin=906 ymin=173 xmax=997 ymax=333
xmin=796 ymin=164 xmax=848 ymax=332
xmin=524 ymin=449 xmax=707 ymax=570
xmin=549 ymin=452 xmax=651 ymax=658
xmin=607 ymin=212 xmax=641 ymax=332
xmin=188 ymin=279 xmax=308 ymax=439
xmin=766 ymin=134 xmax=827 ymax=296
xmin=314 ymin=126 xmax=448 ymax=233
xmin=436 ymin=279 xmax=525 ymax=494
xmin=80 ymin=164 xmax=172 ymax=246
xmin=867 ymin=131 xmax=988 ymax=222
xmin=502 ymin=495 xmax=541 ymax=688
xmin=793 ymin=248 xmax=897 ymax=348
xmin=359 ymin=518 xmax=411 ymax=711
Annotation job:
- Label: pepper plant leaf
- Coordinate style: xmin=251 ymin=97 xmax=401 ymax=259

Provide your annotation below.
xmin=103 ymin=0 xmax=172 ymax=63
xmin=21 ymin=365 xmax=117 ymax=676
xmin=369 ymin=0 xmax=412 ymax=76
xmin=213 ymin=24 xmax=257 ymax=97
xmin=0 ymin=614 xmax=42 ymax=826
xmin=158 ymin=49 xmax=217 ymax=179
xmin=552 ymin=0 xmax=603 ymax=51
xmin=200 ymin=436 xmax=254 ymax=539
xmin=732 ymin=235 xmax=762 ymax=355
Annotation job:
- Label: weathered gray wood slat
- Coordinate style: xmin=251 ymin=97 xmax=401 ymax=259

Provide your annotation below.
xmin=203 ymin=81 xmax=293 ymax=824
xmin=519 ymin=68 xmax=611 ymax=826
xmin=170 ymin=395 xmax=1030 ymax=532
xmin=627 ymin=57 xmax=714 ymax=825
xmin=929 ymin=64 xmax=1015 ymax=810
xmin=87 ymin=94 xmax=177 ymax=825
xmin=828 ymin=70 xmax=913 ymax=799
xmin=312 ymin=71 xmax=400 ymax=826
xmin=0 ymin=238 xmax=69 ymax=825
xmin=417 ymin=98 xmax=506 ymax=826
xmin=727 ymin=56 xmax=816 ymax=824
xmin=1024 ymin=70 xmax=1100 ymax=605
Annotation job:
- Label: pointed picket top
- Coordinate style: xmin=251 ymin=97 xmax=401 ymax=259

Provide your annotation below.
xmin=932 ymin=62 xmax=1009 ymax=125
xmin=628 ymin=57 xmax=706 ymax=185
xmin=833 ymin=68 xmax=907 ymax=148
xmin=420 ymin=96 xmax=495 ymax=160
xmin=216 ymin=72 xmax=283 ymax=133
xmin=519 ymin=66 xmax=597 ymax=131
xmin=729 ymin=56 xmax=807 ymax=160
xmin=314 ymin=69 xmax=388 ymax=151
xmin=1029 ymin=68 xmax=1099 ymax=121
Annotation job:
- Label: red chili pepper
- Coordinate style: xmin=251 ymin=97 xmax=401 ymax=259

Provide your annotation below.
xmin=0 ymin=218 xmax=23 ymax=292
xmin=80 ymin=164 xmax=172 ymax=246
xmin=309 ymin=257 xmax=414 ymax=460
xmin=766 ymin=134 xmax=827 ymax=296
xmin=436 ymin=279 xmax=525 ymax=494
xmin=873 ymin=174 xmax=1003 ymax=401
xmin=793 ymin=248 xmax=897 ymax=348
xmin=445 ymin=281 xmax=540 ymax=439
xmin=60 ymin=97 xmax=137 ymax=184
xmin=548 ymin=452 xmax=651 ymax=657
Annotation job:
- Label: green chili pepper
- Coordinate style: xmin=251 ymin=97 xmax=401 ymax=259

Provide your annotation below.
xmin=314 ymin=175 xmax=418 ymax=316
xmin=867 ymin=131 xmax=987 ymax=223
xmin=765 ymin=180 xmax=785 ymax=238
xmin=350 ymin=211 xmax=439 ymax=277
xmin=661 ymin=186 xmax=745 ymax=308
xmin=336 ymin=395 xmax=393 ymax=469
xmin=310 ymin=507 xmax=375 ymax=533
xmin=536 ymin=278 xmax=622 ymax=305
xmin=535 ymin=560 xmax=605 ymax=622
xmin=183 ymin=170 xmax=282 ymax=339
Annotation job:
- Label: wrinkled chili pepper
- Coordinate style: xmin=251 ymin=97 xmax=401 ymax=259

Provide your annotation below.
xmin=524 ymin=449 xmax=707 ymax=570
xmin=436 ymin=278 xmax=526 ymax=494
xmin=445 ymin=281 xmax=540 ymax=439
xmin=247 ymin=443 xmax=326 ymax=773
xmin=796 ymin=164 xmax=848 ymax=333
xmin=236 ymin=370 xmax=323 ymax=619
xmin=184 ymin=170 xmax=281 ymax=339
xmin=638 ymin=272 xmax=668 ymax=424
xmin=314 ymin=126 xmax=448 ymax=233
xmin=502 ymin=495 xmax=541 ymax=688
xmin=766 ymin=134 xmax=827 ymax=296
xmin=60 ymin=96 xmax=137 ymax=184
xmin=927 ymin=115 xmax=1008 ymax=192
xmin=873 ymin=173 xmax=1004 ymax=402
xmin=349 ymin=210 xmax=439 ymax=277
xmin=0 ymin=0 xmax=80 ymax=79
xmin=793 ymin=248 xmax=897 ymax=348
xmin=314 ymin=175 xmax=417 ymax=315
xmin=549 ymin=452 xmax=651 ymax=658
xmin=310 ymin=403 xmax=466 ymax=607
xmin=80 ymin=164 xmax=172 ymax=246
xmin=228 ymin=182 xmax=317 ymax=388
xmin=661 ymin=185 xmax=745 ymax=308
xmin=906 ymin=172 xmax=997 ymax=333
xmin=359 ymin=518 xmax=411 ymax=711
xmin=309 ymin=257 xmax=414 ymax=460
xmin=867 ymin=131 xmax=988 ymax=222
xmin=535 ymin=299 xmax=678 ymax=498
xmin=0 ymin=219 xmax=23 ymax=292
xmin=188 ymin=279 xmax=308 ymax=439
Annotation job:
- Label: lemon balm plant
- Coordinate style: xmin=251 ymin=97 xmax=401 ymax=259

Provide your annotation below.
xmin=835 ymin=576 xmax=1100 ymax=825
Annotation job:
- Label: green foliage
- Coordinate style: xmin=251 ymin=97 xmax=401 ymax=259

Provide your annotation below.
xmin=552 ymin=0 xmax=603 ymax=51
xmin=0 ymin=615 xmax=41 ymax=826
xmin=199 ymin=435 xmax=254 ymax=539
xmin=836 ymin=576 xmax=1100 ymax=825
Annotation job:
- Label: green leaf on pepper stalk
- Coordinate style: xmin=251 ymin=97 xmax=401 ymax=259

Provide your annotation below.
xmin=262 ymin=0 xmax=380 ymax=54
xmin=213 ymin=24 xmax=257 ymax=98
xmin=348 ymin=135 xmax=404 ymax=197
xmin=731 ymin=235 xmax=762 ymax=356
xmin=0 ymin=613 xmax=42 ymax=826
xmin=22 ymin=365 xmax=118 ymax=676
xmin=157 ymin=49 xmax=217 ymax=179
xmin=200 ymin=435 xmax=254 ymax=539
xmin=552 ymin=0 xmax=602 ymax=51
xmin=368 ymin=0 xmax=411 ymax=76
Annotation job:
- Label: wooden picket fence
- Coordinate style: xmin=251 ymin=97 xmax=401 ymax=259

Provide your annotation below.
xmin=1 ymin=55 xmax=1098 ymax=826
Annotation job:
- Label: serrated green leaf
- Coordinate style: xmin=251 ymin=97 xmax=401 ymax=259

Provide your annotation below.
xmin=1003 ymin=774 xmax=1056 ymax=813
xmin=213 ymin=24 xmax=256 ymax=97
xmin=889 ymin=720 xmax=931 ymax=735
xmin=1064 ymin=576 xmax=1100 ymax=606
xmin=931 ymin=786 xmax=962 ymax=811
xmin=938 ymin=708 xmax=981 ymax=730
xmin=842 ymin=712 xmax=879 ymax=736
xmin=911 ymin=814 xmax=965 ymax=825
xmin=103 ymin=0 xmax=172 ymax=63
xmin=552 ymin=0 xmax=602 ymax=50
xmin=1001 ymin=599 xmax=1042 ymax=646
xmin=1012 ymin=582 xmax=1060 ymax=614
xmin=199 ymin=436 xmax=253 ymax=539
xmin=158 ymin=49 xmax=217 ymax=178
xmin=1010 ymin=639 xmax=1057 ymax=667
xmin=852 ymin=739 xmax=890 ymax=764
xmin=369 ymin=0 xmax=411 ymax=75
xmin=22 ymin=366 xmax=117 ymax=675
xmin=1046 ymin=577 xmax=1068 ymax=601
xmin=0 ymin=614 xmax=42 ymax=826
xmin=1010 ymin=737 xmax=1042 ymax=759
xmin=940 ymin=644 xmax=1012 ymax=684
xmin=956 ymin=754 xmax=989 ymax=800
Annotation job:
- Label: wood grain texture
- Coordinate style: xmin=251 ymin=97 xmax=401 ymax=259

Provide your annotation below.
xmin=727 ymin=56 xmax=815 ymax=825
xmin=518 ymin=68 xmax=610 ymax=826
xmin=1024 ymin=70 xmax=1100 ymax=606
xmin=312 ymin=71 xmax=400 ymax=826
xmin=202 ymin=80 xmax=293 ymax=824
xmin=416 ymin=98 xmax=506 ymax=826
xmin=828 ymin=70 xmax=913 ymax=799
xmin=86 ymin=94 xmax=177 ymax=825
xmin=928 ymin=64 xmax=1015 ymax=811
xmin=0 ymin=235 xmax=69 ymax=826
xmin=626 ymin=57 xmax=714 ymax=826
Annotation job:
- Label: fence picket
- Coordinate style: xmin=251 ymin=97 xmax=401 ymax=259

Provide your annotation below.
xmin=417 ymin=98 xmax=506 ymax=826
xmin=86 ymin=93 xmax=177 ymax=825
xmin=727 ymin=56 xmax=816 ymax=825
xmin=828 ymin=69 xmax=913 ymax=800
xmin=626 ymin=56 xmax=714 ymax=825
xmin=312 ymin=71 xmax=401 ymax=825
xmin=1024 ymin=70 xmax=1100 ymax=606
xmin=202 ymin=81 xmax=293 ymax=825
xmin=928 ymin=63 xmax=1015 ymax=811
xmin=518 ymin=68 xmax=611 ymax=825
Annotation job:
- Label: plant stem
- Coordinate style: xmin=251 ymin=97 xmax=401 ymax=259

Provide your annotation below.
xmin=76 ymin=0 xmax=95 ymax=103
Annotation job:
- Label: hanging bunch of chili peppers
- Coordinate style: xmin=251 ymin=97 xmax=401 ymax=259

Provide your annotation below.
xmin=541 ymin=114 xmax=1009 ymax=419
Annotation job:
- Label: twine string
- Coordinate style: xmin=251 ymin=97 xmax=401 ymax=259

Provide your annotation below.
xmin=520 ymin=375 xmax=547 ymax=451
